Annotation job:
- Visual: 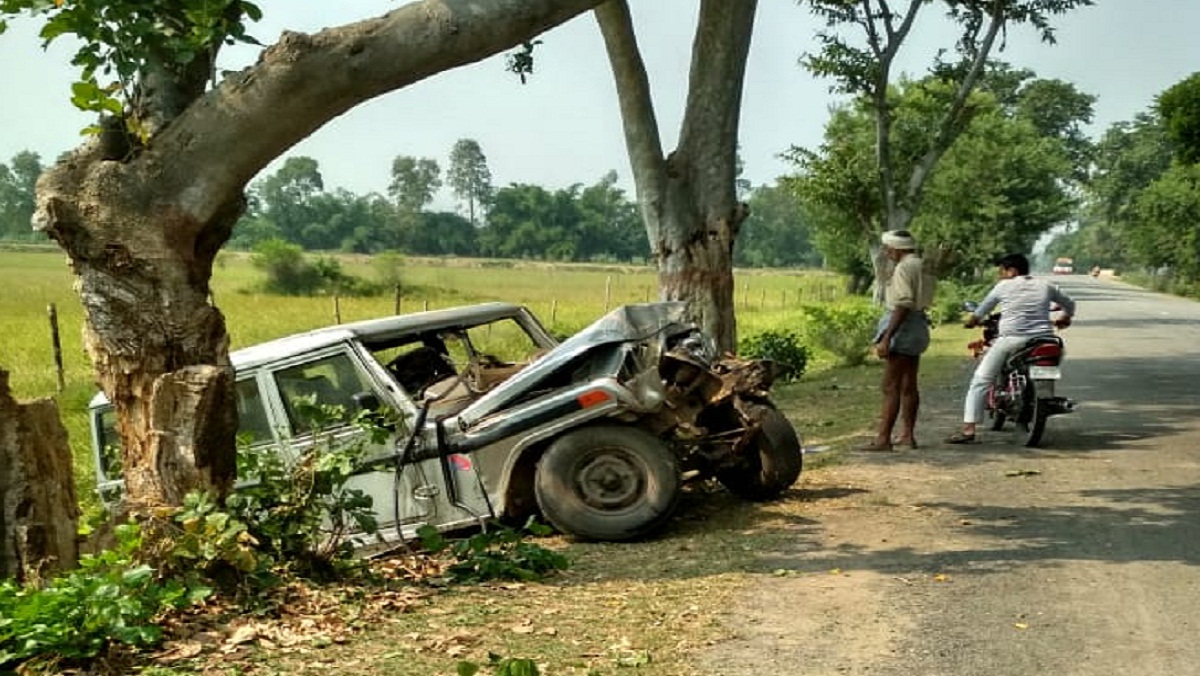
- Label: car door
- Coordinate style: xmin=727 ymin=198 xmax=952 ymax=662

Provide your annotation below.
xmin=263 ymin=344 xmax=492 ymax=541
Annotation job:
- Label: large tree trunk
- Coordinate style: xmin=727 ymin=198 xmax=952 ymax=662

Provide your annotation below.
xmin=0 ymin=369 xmax=78 ymax=581
xmin=38 ymin=149 xmax=241 ymax=509
xmin=32 ymin=0 xmax=606 ymax=509
xmin=596 ymin=0 xmax=756 ymax=352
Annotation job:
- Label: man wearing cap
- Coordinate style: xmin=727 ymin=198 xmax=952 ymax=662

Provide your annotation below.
xmin=864 ymin=229 xmax=936 ymax=451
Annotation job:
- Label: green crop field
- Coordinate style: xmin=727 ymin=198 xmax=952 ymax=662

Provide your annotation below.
xmin=0 ymin=249 xmax=856 ymax=510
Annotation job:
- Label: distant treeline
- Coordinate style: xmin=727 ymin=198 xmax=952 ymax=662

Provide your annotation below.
xmin=0 ymin=149 xmax=824 ymax=269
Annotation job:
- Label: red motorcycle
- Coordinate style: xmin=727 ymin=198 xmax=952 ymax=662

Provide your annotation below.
xmin=964 ymin=302 xmax=1076 ymax=447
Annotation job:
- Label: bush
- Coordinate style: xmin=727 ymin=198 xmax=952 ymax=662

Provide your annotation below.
xmin=739 ymin=329 xmax=809 ymax=382
xmin=801 ymin=300 xmax=879 ymax=366
xmin=251 ymin=239 xmax=377 ymax=296
xmin=222 ymin=402 xmax=383 ymax=576
xmin=251 ymin=238 xmax=324 ymax=295
xmin=0 ymin=524 xmax=209 ymax=670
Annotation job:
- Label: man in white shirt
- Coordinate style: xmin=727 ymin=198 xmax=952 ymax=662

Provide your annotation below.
xmin=946 ymin=253 xmax=1076 ymax=444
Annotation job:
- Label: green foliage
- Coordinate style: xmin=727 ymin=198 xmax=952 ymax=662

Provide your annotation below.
xmin=389 ymin=155 xmax=442 ymax=214
xmin=801 ymin=300 xmax=878 ymax=367
xmin=162 ymin=491 xmax=268 ymax=590
xmin=417 ymin=519 xmax=569 ymax=584
xmin=0 ymin=151 xmax=44 ymax=241
xmin=739 ymin=330 xmax=809 ymax=382
xmin=0 ymin=0 xmax=262 ymax=122
xmin=928 ymin=279 xmax=992 ymax=326
xmin=251 ymin=238 xmax=374 ymax=296
xmin=734 ymin=184 xmax=823 ymax=268
xmin=1157 ymin=71 xmax=1200 ymax=165
xmin=1127 ymin=163 xmax=1200 ymax=280
xmin=0 ymin=524 xmax=209 ymax=668
xmin=223 ymin=403 xmax=382 ymax=574
xmin=447 ymin=139 xmax=494 ymax=226
xmin=791 ymin=71 xmax=1086 ymax=283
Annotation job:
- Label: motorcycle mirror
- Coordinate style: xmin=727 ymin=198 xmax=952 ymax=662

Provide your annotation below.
xmin=962 ymin=301 xmax=979 ymax=312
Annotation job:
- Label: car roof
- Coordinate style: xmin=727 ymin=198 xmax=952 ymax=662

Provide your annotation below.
xmin=230 ymin=301 xmax=527 ymax=370
xmin=88 ymin=302 xmax=529 ymax=410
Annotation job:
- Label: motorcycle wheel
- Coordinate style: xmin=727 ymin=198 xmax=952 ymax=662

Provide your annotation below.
xmin=715 ymin=403 xmax=803 ymax=501
xmin=1017 ymin=382 xmax=1048 ymax=447
xmin=534 ymin=425 xmax=680 ymax=541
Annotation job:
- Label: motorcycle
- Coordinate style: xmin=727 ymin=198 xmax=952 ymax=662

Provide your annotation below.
xmin=963 ymin=302 xmax=1076 ymax=447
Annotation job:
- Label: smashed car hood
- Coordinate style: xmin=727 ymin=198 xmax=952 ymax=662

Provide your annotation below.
xmin=455 ymin=303 xmax=694 ymax=427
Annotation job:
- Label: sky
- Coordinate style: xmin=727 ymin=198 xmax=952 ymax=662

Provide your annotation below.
xmin=2 ymin=0 xmax=1199 ymax=208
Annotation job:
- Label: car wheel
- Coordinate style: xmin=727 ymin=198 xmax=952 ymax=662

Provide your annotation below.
xmin=716 ymin=403 xmax=803 ymax=501
xmin=534 ymin=426 xmax=680 ymax=542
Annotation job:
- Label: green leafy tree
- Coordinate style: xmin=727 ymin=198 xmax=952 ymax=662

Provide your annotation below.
xmin=1157 ymin=72 xmax=1200 ymax=165
xmin=1011 ymin=77 xmax=1096 ymax=182
xmin=482 ymin=183 xmax=578 ymax=260
xmin=792 ymin=71 xmax=1087 ymax=285
xmin=447 ymin=139 xmax=493 ymax=227
xmin=574 ymin=171 xmax=647 ymax=262
xmin=0 ymin=0 xmax=609 ymax=507
xmin=0 ymin=151 xmax=43 ymax=240
xmin=388 ymin=155 xmax=442 ymax=215
xmin=254 ymin=156 xmax=325 ymax=244
xmin=801 ymin=0 xmax=1094 ymax=288
xmin=1127 ymin=163 xmax=1200 ymax=283
xmin=735 ymin=183 xmax=822 ymax=268
xmin=407 ymin=211 xmax=478 ymax=256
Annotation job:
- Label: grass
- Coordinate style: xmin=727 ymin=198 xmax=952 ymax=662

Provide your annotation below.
xmin=0 ymin=248 xmax=972 ymax=675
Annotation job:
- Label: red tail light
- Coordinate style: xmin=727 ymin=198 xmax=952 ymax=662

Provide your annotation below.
xmin=1028 ymin=343 xmax=1062 ymax=366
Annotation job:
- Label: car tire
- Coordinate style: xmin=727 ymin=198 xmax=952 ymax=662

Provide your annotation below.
xmin=534 ymin=426 xmax=680 ymax=542
xmin=716 ymin=403 xmax=803 ymax=501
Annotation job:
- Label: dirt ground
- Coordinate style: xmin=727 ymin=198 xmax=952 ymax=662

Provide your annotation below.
xmin=699 ymin=276 xmax=1200 ymax=676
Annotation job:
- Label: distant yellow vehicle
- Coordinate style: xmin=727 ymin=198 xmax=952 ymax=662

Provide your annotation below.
xmin=1052 ymin=257 xmax=1074 ymax=274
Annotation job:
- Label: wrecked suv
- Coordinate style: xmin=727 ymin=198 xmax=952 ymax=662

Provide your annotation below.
xmin=90 ymin=302 xmax=802 ymax=542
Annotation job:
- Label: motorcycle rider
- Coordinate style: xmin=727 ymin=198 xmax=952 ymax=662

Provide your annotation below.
xmin=946 ymin=253 xmax=1076 ymax=444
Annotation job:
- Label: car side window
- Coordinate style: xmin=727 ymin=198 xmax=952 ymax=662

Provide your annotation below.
xmin=274 ymin=353 xmax=375 ymax=435
xmin=235 ymin=378 xmax=274 ymax=446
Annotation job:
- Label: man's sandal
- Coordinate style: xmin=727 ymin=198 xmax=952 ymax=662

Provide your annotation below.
xmin=944 ymin=431 xmax=977 ymax=444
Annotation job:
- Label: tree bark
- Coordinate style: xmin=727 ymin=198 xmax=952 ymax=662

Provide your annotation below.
xmin=33 ymin=0 xmax=607 ymax=508
xmin=597 ymin=0 xmax=756 ymax=352
xmin=0 ymin=369 xmax=78 ymax=582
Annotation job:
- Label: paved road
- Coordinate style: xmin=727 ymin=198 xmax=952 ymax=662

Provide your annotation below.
xmin=702 ymin=275 xmax=1200 ymax=676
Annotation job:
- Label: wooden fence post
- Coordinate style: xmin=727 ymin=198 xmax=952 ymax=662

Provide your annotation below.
xmin=333 ymin=295 xmax=341 ymax=324
xmin=393 ymin=284 xmax=401 ymax=315
xmin=47 ymin=304 xmax=65 ymax=393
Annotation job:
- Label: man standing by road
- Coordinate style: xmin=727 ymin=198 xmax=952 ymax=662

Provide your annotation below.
xmin=946 ymin=253 xmax=1076 ymax=444
xmin=864 ymin=230 xmax=935 ymax=451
